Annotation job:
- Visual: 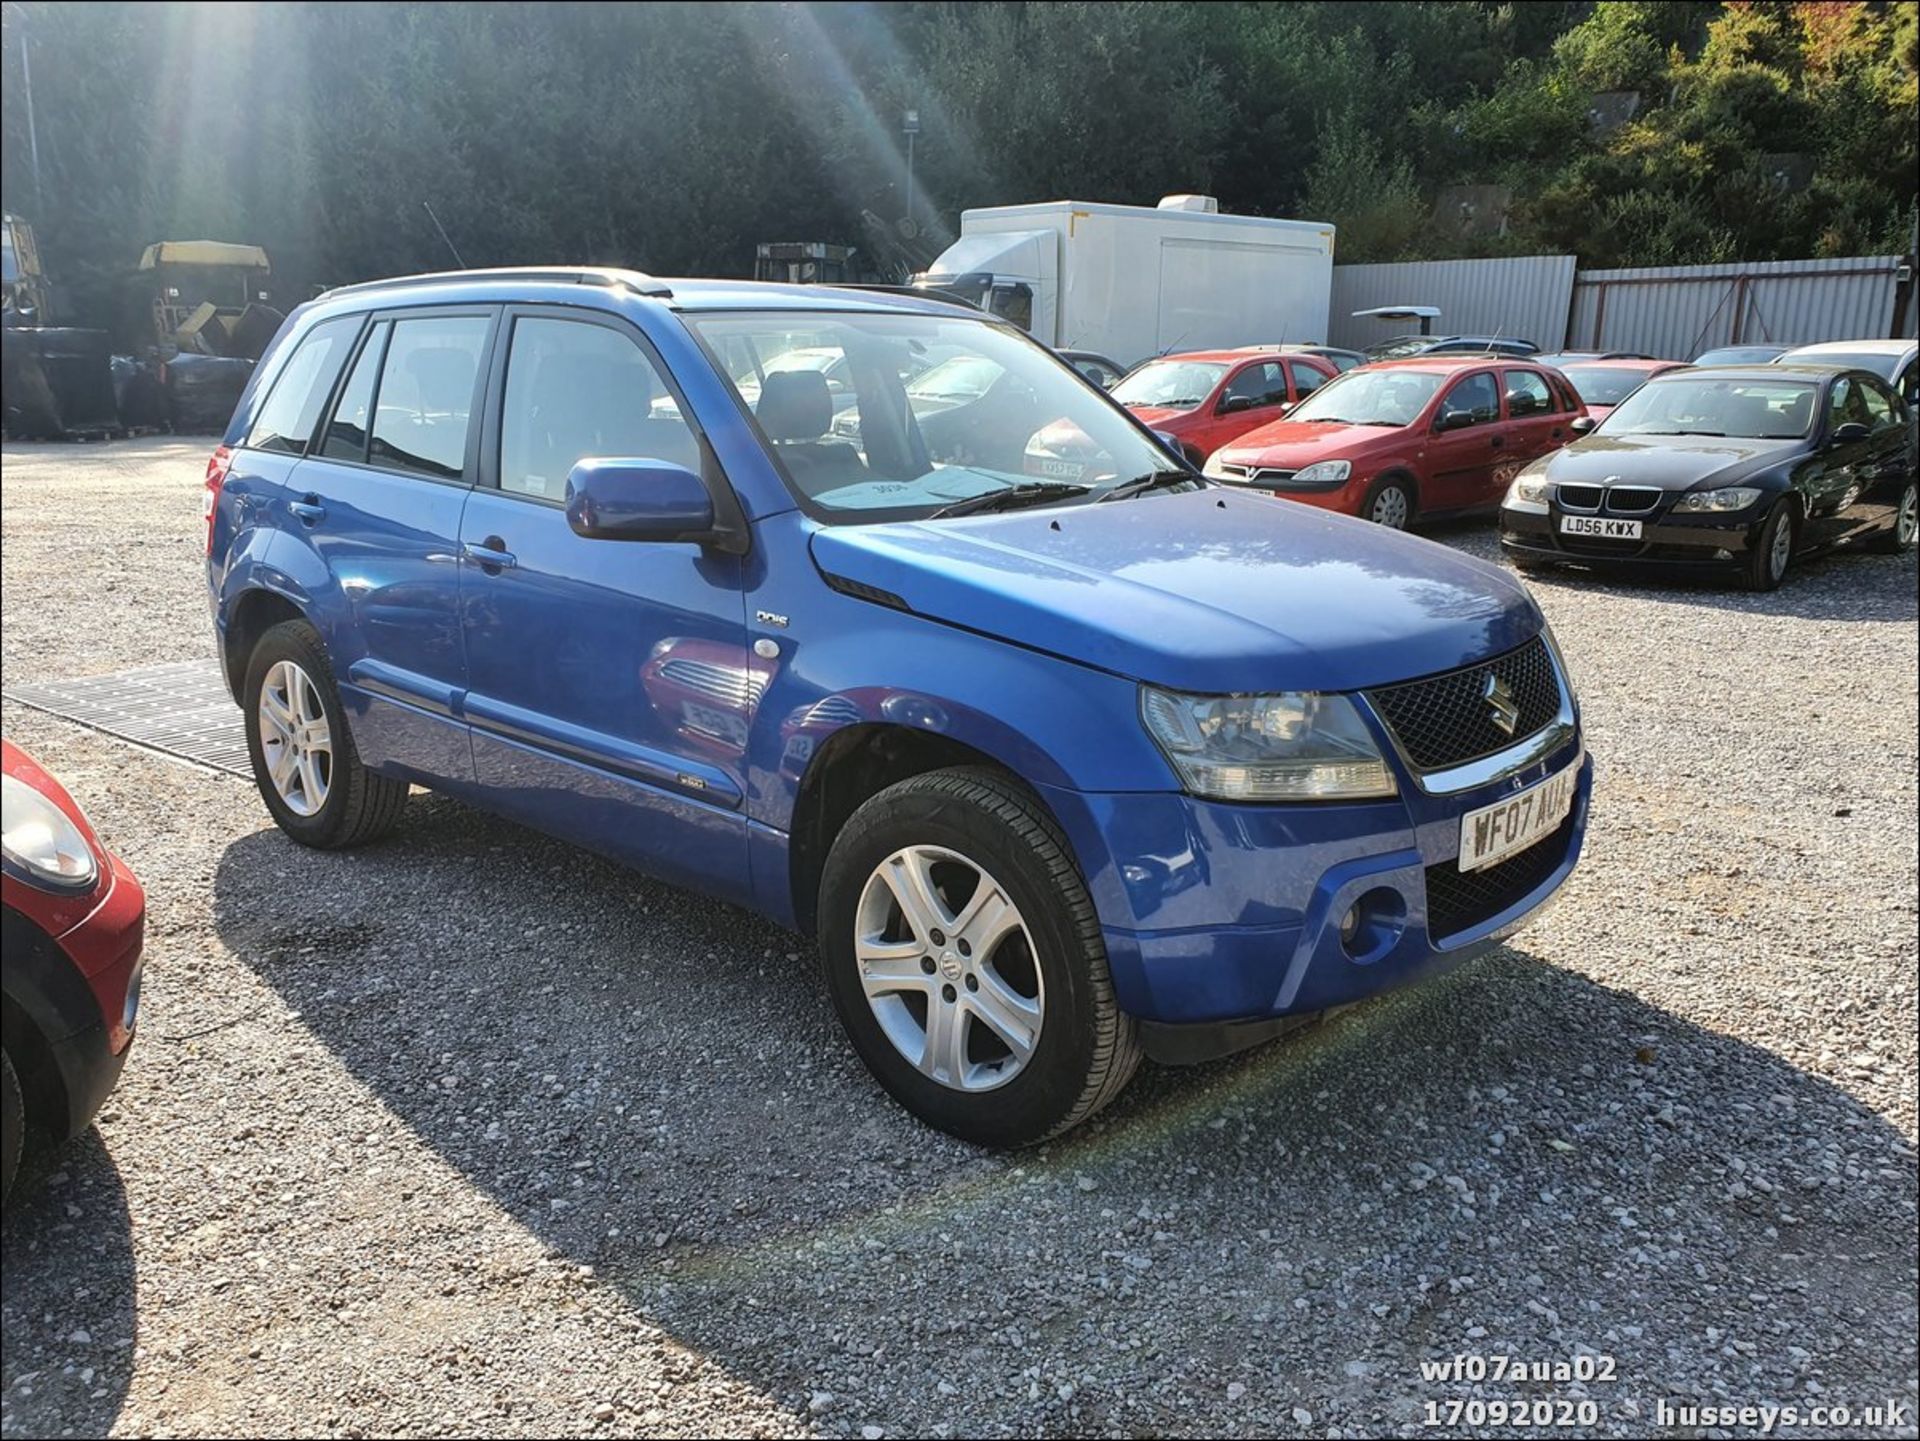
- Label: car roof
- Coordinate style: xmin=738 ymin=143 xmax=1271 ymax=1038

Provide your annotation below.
xmin=1779 ymin=338 xmax=1916 ymax=357
xmin=313 ymin=267 xmax=983 ymax=319
xmin=1553 ymin=357 xmax=1682 ymax=371
xmin=1362 ymin=355 xmax=1534 ymax=373
xmin=1146 ymin=349 xmax=1273 ymax=365
xmin=1649 ymin=364 xmax=1839 ymax=383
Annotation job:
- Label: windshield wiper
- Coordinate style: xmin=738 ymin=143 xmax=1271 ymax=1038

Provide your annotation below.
xmin=1098 ymin=469 xmax=1199 ymax=503
xmin=928 ymin=481 xmax=1092 ymax=518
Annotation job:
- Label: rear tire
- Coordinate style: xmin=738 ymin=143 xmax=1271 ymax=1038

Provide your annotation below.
xmin=2 ymin=1048 xmax=23 ymax=1212
xmin=818 ymin=767 xmax=1141 ymax=1148
xmin=1869 ymin=481 xmax=1916 ymax=554
xmin=243 ymin=620 xmax=408 ymax=848
xmin=1363 ymin=475 xmax=1415 ymax=529
xmin=1740 ymin=501 xmax=1796 ymax=591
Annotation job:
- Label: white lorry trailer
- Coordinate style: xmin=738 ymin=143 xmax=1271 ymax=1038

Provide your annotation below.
xmin=913 ymin=195 xmax=1335 ymax=368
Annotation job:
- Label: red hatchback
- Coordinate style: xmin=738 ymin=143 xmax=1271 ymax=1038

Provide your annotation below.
xmin=1108 ymin=348 xmax=1338 ymax=466
xmin=1204 ymin=357 xmax=1587 ymax=528
xmin=2 ymin=740 xmax=145 ymax=1208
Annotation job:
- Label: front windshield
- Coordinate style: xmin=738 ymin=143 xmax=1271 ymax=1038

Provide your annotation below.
xmin=1287 ymin=368 xmax=1444 ymax=426
xmin=1561 ymin=365 xmax=1659 ymax=407
xmin=1110 ymin=360 xmax=1229 ymax=409
xmin=689 ymin=310 xmax=1178 ymax=520
xmin=1602 ymin=377 xmax=1817 ymax=439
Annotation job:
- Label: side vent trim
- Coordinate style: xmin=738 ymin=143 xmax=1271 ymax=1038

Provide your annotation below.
xmin=821 ymin=572 xmax=911 ymax=612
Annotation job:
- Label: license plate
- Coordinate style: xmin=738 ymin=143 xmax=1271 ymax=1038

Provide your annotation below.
xmin=1559 ymin=515 xmax=1642 ymax=539
xmin=1457 ymin=762 xmax=1580 ymax=873
xmin=1034 ymin=458 xmax=1086 ymax=480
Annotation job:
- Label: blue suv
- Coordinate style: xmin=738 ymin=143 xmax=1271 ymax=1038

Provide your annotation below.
xmin=206 ymin=268 xmax=1591 ymax=1146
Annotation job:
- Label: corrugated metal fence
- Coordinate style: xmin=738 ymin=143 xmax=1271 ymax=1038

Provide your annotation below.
xmin=1566 ymin=255 xmax=1910 ymax=357
xmin=1327 ymin=252 xmax=1913 ymax=359
xmin=1329 ymin=255 xmax=1577 ymax=351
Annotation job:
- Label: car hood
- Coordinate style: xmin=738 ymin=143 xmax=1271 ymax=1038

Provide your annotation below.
xmin=808 ymin=490 xmax=1540 ymax=693
xmin=1539 ymin=431 xmax=1802 ymax=490
xmin=1121 ymin=403 xmax=1194 ymax=428
xmin=1216 ymin=420 xmax=1401 ymax=464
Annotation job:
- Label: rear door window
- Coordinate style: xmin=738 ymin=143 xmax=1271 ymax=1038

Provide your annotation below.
xmin=1439 ymin=371 xmax=1501 ymax=425
xmin=368 ymin=315 xmax=491 ymax=480
xmin=244 ymin=316 xmax=361 ymax=455
xmin=1503 ymin=369 xmax=1554 ymax=418
xmin=1285 ymin=359 xmax=1327 ymax=397
xmin=1221 ymin=362 xmax=1287 ymax=408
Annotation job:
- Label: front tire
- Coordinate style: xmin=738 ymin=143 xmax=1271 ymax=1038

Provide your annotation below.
xmin=1363 ymin=475 xmax=1415 ymax=529
xmin=243 ymin=620 xmax=408 ymax=848
xmin=818 ymin=767 xmax=1141 ymax=1148
xmin=1740 ymin=501 xmax=1796 ymax=592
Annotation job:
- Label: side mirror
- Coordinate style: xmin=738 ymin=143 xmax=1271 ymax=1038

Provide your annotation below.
xmin=1829 ymin=421 xmax=1871 ymax=446
xmin=566 ymin=458 xmax=718 ymax=544
xmin=1219 ymin=394 xmax=1255 ymax=414
xmin=1435 ymin=408 xmax=1475 ymax=432
xmin=1279 ymin=401 xmax=1296 ymax=415
xmin=1569 ymin=415 xmax=1596 ymax=435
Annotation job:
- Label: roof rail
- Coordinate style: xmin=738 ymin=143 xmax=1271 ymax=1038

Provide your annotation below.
xmin=319 ymin=266 xmax=672 ymax=301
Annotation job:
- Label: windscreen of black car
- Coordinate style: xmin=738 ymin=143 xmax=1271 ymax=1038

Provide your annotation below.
xmin=1286 ymin=368 xmax=1445 ymax=426
xmin=1561 ymin=365 xmax=1659 ymax=408
xmin=1603 ymin=377 xmax=1818 ymax=440
xmin=688 ymin=311 xmax=1176 ymax=518
xmin=1110 ymin=359 xmax=1230 ymax=408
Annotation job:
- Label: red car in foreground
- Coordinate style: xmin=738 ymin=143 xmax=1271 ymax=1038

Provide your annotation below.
xmin=1107 ymin=347 xmax=1338 ymax=465
xmin=2 ymin=740 xmax=145 ymax=1208
xmin=1203 ymin=356 xmax=1587 ymax=527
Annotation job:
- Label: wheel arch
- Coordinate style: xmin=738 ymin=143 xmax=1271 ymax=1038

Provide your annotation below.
xmin=221 ymin=587 xmax=309 ymax=703
xmin=787 ymin=723 xmax=1068 ymax=938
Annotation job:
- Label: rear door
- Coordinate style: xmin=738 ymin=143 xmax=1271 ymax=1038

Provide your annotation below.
xmin=456 ymin=305 xmax=756 ymax=904
xmin=1282 ymin=356 xmax=1332 ymax=407
xmin=1848 ymin=374 xmax=1914 ymax=537
xmin=1500 ymin=366 xmax=1574 ymax=475
xmin=1423 ymin=369 xmax=1503 ymax=511
xmin=291 ymin=305 xmax=497 ymax=784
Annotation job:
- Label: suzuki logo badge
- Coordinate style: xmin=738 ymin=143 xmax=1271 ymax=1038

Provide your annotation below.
xmin=1484 ymin=673 xmax=1521 ymax=737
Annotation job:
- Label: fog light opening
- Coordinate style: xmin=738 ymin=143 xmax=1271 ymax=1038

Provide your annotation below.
xmin=1340 ymin=887 xmax=1408 ymax=965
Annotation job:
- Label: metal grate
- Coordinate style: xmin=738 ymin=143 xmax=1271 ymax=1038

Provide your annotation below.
xmin=3 ymin=659 xmax=250 ymax=777
xmin=1424 ymin=814 xmax=1576 ymax=941
xmin=1365 ymin=636 xmax=1563 ymax=772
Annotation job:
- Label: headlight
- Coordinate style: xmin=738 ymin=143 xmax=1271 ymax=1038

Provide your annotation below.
xmin=1504 ymin=466 xmax=1552 ymax=513
xmin=1291 ymin=459 xmax=1351 ymax=485
xmin=1671 ymin=486 xmax=1763 ymax=513
xmin=1140 ymin=688 xmax=1397 ymax=801
xmin=1201 ymin=452 xmax=1235 ymax=479
xmin=1 ymin=772 xmax=99 ymax=892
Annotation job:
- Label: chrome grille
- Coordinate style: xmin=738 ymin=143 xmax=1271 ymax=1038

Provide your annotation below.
xmin=1556 ymin=484 xmax=1603 ymax=511
xmin=653 ymin=657 xmax=765 ymax=709
xmin=1364 ymin=637 xmax=1564 ymax=772
xmin=1603 ymin=486 xmax=1662 ymax=514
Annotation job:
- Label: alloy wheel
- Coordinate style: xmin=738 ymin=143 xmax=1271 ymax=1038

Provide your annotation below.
xmin=853 ymin=845 xmax=1045 ymax=1092
xmin=258 ymin=659 xmax=332 ymax=816
xmin=1899 ymin=485 xmax=1917 ymax=547
xmin=1769 ymin=510 xmax=1793 ymax=581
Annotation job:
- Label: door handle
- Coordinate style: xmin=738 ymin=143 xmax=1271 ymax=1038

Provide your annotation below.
xmin=288 ymin=497 xmax=327 ymax=525
xmin=463 ymin=537 xmax=517 ymax=571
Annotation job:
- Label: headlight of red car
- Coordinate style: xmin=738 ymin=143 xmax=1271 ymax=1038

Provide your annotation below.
xmin=1 ymin=770 xmax=99 ymax=892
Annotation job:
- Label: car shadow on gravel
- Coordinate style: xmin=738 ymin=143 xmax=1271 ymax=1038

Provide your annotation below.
xmin=1506 ymin=548 xmax=1919 ymax=621
xmin=1 ymin=1130 xmax=137 ymax=1436
xmin=210 ymin=802 xmax=1918 ymax=1437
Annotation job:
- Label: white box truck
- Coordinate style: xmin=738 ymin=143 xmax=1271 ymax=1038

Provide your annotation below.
xmin=913 ymin=195 xmax=1335 ymax=368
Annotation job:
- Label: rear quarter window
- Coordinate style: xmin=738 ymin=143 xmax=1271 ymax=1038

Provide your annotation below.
xmin=244 ymin=316 xmax=362 ymax=455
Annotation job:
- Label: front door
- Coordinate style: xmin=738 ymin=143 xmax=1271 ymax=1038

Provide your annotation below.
xmin=1424 ymin=369 xmax=1504 ymax=511
xmin=457 ymin=307 xmax=757 ymax=904
xmin=1199 ymin=360 xmax=1290 ymax=454
xmin=290 ymin=307 xmax=496 ymax=784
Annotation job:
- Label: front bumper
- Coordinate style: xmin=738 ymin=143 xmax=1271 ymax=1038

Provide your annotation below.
xmin=1041 ymin=737 xmax=1591 ymax=1029
xmin=1499 ymin=503 xmax=1765 ymax=568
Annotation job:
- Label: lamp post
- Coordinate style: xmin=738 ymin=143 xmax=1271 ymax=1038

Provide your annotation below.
xmin=902 ymin=108 xmax=920 ymax=231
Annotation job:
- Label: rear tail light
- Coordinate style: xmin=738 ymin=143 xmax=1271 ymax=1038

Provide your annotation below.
xmin=204 ymin=444 xmax=232 ymax=556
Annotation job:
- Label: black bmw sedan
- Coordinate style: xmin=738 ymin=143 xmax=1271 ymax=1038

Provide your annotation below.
xmin=1498 ymin=365 xmax=1916 ymax=590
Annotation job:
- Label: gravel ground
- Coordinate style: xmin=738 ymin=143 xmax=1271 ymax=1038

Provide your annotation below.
xmin=2 ymin=436 xmax=1916 ymax=1440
